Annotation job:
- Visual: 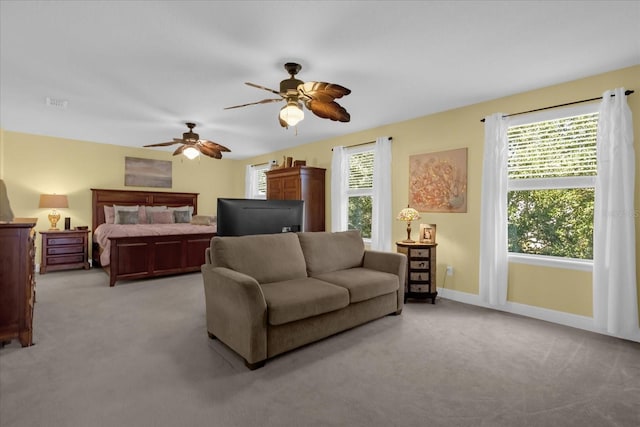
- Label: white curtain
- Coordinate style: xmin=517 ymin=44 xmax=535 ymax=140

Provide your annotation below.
xmin=331 ymin=146 xmax=348 ymax=232
xmin=479 ymin=113 xmax=509 ymax=305
xmin=244 ymin=165 xmax=254 ymax=198
xmin=593 ymin=88 xmax=638 ymax=338
xmin=371 ymin=137 xmax=392 ymax=251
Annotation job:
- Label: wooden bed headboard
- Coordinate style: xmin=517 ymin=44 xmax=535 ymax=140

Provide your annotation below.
xmin=91 ymin=188 xmax=200 ymax=231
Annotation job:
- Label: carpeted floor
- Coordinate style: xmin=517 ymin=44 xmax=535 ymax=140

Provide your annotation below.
xmin=1 ymin=269 xmax=639 ymax=427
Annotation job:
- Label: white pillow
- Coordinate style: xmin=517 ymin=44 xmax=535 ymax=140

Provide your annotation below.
xmin=114 ymin=205 xmax=139 ymax=224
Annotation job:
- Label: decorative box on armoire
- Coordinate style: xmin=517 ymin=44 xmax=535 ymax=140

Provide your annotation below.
xmin=0 ymin=222 xmax=37 ymax=347
xmin=266 ymin=166 xmax=326 ymax=232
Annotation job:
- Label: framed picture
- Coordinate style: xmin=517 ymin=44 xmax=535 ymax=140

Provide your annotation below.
xmin=125 ymin=157 xmax=172 ymax=188
xmin=409 ymin=148 xmax=467 ymax=213
xmin=419 ymin=223 xmax=436 ymax=244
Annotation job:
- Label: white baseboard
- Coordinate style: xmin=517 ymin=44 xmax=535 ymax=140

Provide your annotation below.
xmin=437 ymin=286 xmax=640 ymax=344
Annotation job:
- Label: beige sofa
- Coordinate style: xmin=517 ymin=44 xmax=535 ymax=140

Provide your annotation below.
xmin=202 ymin=230 xmax=406 ymax=369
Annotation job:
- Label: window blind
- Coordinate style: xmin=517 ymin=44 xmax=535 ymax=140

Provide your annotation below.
xmin=348 ymin=151 xmax=374 ymax=189
xmin=508 ymin=113 xmax=598 ymax=180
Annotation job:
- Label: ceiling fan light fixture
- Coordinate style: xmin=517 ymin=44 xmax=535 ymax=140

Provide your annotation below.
xmin=183 ymin=146 xmax=200 ymax=160
xmin=279 ymin=100 xmax=304 ymax=126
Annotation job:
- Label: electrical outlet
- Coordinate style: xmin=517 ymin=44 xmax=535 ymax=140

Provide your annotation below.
xmin=446 ymin=266 xmax=453 ymax=276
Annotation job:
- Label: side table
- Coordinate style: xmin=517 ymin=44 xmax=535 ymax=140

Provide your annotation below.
xmin=396 ymin=241 xmax=437 ymax=304
xmin=40 ymin=229 xmax=91 ymax=274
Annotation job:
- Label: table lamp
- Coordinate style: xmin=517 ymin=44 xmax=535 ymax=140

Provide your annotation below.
xmin=397 ymin=205 xmax=421 ymax=243
xmin=39 ymin=194 xmax=68 ymax=230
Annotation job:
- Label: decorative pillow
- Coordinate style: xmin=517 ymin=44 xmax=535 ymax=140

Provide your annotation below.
xmin=168 ymin=205 xmax=193 ymax=222
xmin=137 ymin=206 xmax=147 ymax=224
xmin=104 ymin=206 xmax=115 ymax=224
xmin=145 ymin=206 xmax=168 ymax=223
xmin=150 ymin=210 xmax=174 ymax=224
xmin=190 ymin=215 xmax=215 ymax=226
xmin=114 ymin=205 xmax=139 ymax=224
xmin=117 ymin=210 xmax=139 ymax=225
xmin=173 ymin=210 xmax=192 ymax=223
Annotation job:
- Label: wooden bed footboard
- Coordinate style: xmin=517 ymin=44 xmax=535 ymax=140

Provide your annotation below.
xmin=106 ymin=233 xmax=215 ymax=287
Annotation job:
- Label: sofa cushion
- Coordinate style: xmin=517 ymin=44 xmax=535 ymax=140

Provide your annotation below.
xmin=297 ymin=230 xmax=365 ymax=276
xmin=314 ymin=268 xmax=400 ymax=303
xmin=260 ymin=277 xmax=350 ymax=325
xmin=211 ymin=233 xmax=308 ymax=284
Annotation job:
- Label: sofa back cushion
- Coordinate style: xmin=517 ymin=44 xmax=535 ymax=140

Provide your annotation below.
xmin=297 ymin=230 xmax=365 ymax=276
xmin=210 ymin=233 xmax=308 ymax=284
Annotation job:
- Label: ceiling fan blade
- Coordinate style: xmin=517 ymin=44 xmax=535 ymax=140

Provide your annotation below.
xmin=198 ymin=144 xmax=223 ymax=159
xmin=143 ymin=140 xmax=182 ymax=147
xmin=305 ymin=99 xmax=351 ymax=122
xmin=245 ymin=82 xmax=280 ymax=95
xmin=224 ymin=98 xmax=283 ymax=110
xmin=200 ymin=140 xmax=231 ymax=152
xmin=299 ymin=81 xmax=351 ymax=103
xmin=172 ymin=145 xmax=186 ymax=156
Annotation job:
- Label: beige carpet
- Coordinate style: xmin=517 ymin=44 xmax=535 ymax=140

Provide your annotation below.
xmin=1 ymin=269 xmax=639 ymax=427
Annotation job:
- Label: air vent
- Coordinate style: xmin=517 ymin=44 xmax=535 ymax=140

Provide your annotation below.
xmin=45 ymin=97 xmax=68 ymax=109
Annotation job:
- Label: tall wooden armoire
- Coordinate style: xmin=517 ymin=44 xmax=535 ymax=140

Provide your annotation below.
xmin=266 ymin=166 xmax=326 ymax=232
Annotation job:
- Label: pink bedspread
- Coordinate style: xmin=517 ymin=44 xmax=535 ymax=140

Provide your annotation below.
xmin=94 ymin=223 xmax=217 ymax=266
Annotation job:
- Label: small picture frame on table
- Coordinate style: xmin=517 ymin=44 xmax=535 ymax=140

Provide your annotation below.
xmin=419 ymin=224 xmax=436 ymax=244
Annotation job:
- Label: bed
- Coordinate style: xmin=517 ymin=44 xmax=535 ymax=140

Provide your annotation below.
xmin=91 ymin=188 xmax=217 ymax=287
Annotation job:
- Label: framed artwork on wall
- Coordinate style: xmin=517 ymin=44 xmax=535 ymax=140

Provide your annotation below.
xmin=409 ymin=147 xmax=467 ymax=213
xmin=124 ymin=157 xmax=172 ymax=188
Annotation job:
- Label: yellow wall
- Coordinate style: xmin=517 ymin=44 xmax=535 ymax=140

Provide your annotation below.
xmin=241 ymin=65 xmax=640 ymax=320
xmin=1 ymin=65 xmax=638 ymax=325
xmin=0 ymin=132 xmax=245 ymax=262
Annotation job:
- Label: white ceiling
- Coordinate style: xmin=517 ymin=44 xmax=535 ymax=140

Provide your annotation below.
xmin=1 ymin=1 xmax=639 ymax=160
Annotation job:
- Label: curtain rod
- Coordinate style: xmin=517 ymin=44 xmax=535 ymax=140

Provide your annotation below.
xmin=479 ymin=89 xmax=634 ymax=123
xmin=250 ymin=161 xmax=269 ymax=167
xmin=331 ymin=137 xmax=393 ymax=151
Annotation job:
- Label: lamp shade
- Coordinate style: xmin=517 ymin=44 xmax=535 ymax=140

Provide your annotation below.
xmin=397 ymin=207 xmax=420 ymax=222
xmin=183 ymin=146 xmax=200 ymax=160
xmin=279 ymin=100 xmax=304 ymax=126
xmin=39 ymin=194 xmax=68 ymax=209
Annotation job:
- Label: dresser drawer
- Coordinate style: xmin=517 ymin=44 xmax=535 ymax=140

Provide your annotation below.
xmin=410 ymin=260 xmax=429 ymax=269
xmin=409 ymin=284 xmax=431 ymax=293
xmin=47 ymin=236 xmax=84 ymax=246
xmin=410 ymin=272 xmax=430 ymax=281
xmin=48 ymin=245 xmax=83 ymax=255
xmin=47 ymin=254 xmax=85 ymax=265
xmin=410 ymin=248 xmax=431 ymax=258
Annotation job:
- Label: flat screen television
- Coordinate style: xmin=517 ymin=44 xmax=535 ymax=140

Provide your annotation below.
xmin=216 ymin=198 xmax=304 ymax=236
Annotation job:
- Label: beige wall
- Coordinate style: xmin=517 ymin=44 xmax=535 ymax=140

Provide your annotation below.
xmin=240 ymin=65 xmax=640 ymax=321
xmin=1 ymin=65 xmax=638 ymax=326
xmin=0 ymin=132 xmax=245 ymax=262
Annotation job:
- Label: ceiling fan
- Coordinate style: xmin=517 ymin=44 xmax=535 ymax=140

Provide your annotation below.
xmin=143 ymin=123 xmax=231 ymax=159
xmin=224 ymin=62 xmax=351 ymax=128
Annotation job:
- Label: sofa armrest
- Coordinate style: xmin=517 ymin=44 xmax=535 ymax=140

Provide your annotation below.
xmin=201 ymin=265 xmax=268 ymax=364
xmin=363 ymin=250 xmax=407 ymax=312
xmin=204 ymin=247 xmax=212 ymax=264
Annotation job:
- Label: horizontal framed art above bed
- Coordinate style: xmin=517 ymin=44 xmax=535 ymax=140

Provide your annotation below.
xmin=90 ymin=189 xmax=217 ymax=287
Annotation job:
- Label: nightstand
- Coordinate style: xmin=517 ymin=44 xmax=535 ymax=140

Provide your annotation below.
xmin=396 ymin=241 xmax=437 ymax=304
xmin=39 ymin=229 xmax=91 ymax=274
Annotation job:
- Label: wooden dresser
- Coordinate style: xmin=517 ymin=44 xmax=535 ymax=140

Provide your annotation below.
xmin=0 ymin=222 xmax=37 ymax=347
xmin=266 ymin=166 xmax=326 ymax=232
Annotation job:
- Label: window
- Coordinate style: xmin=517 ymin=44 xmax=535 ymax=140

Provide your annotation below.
xmin=347 ymin=147 xmax=374 ymax=239
xmin=507 ymin=104 xmax=598 ymax=265
xmin=246 ymin=164 xmax=269 ymax=199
